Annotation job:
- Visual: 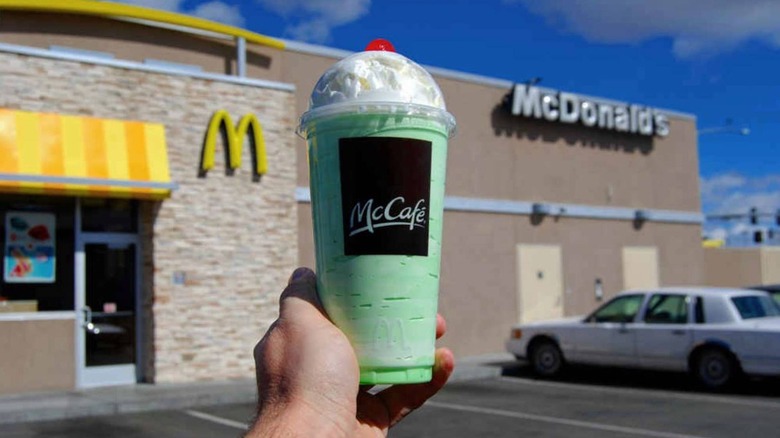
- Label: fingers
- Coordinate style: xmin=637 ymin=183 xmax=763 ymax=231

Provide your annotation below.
xmin=281 ymin=269 xmax=448 ymax=337
xmin=375 ymin=347 xmax=455 ymax=427
xmin=436 ymin=313 xmax=446 ymax=340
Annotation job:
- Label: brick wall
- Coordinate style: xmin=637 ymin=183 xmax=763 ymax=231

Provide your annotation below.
xmin=0 ymin=52 xmax=298 ymax=383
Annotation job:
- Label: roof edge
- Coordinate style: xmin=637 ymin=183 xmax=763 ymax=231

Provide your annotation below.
xmin=0 ymin=42 xmax=296 ymax=92
xmin=0 ymin=0 xmax=285 ymax=49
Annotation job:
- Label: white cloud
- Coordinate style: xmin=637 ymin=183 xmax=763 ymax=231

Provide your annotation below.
xmin=701 ymin=172 xmax=780 ymax=216
xmin=700 ymin=173 xmax=746 ymax=202
xmin=258 ymin=0 xmax=371 ymax=43
xmin=717 ymin=191 xmax=780 ymax=215
xmin=191 ymin=1 xmax=245 ymax=27
xmin=286 ymin=18 xmax=331 ymax=43
xmin=510 ymin=0 xmax=780 ymax=58
xmin=703 ymin=221 xmax=772 ymax=242
xmin=701 ymin=172 xmax=778 ymax=240
xmin=115 ymin=0 xmax=245 ymax=27
xmin=754 ymin=174 xmax=780 ymax=188
xmin=706 ymin=227 xmax=728 ymax=240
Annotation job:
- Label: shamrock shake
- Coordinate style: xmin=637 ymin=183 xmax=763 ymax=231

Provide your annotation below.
xmin=298 ymin=39 xmax=456 ymax=384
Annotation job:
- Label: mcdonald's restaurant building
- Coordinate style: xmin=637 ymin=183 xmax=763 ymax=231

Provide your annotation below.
xmin=0 ymin=2 xmax=705 ymax=395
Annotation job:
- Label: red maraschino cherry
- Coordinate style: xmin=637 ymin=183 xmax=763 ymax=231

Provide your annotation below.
xmin=365 ymin=38 xmax=396 ymax=52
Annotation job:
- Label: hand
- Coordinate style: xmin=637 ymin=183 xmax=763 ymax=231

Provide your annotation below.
xmin=246 ymin=267 xmax=455 ymax=437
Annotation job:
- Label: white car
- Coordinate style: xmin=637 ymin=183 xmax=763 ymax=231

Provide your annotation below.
xmin=505 ymin=287 xmax=780 ymax=389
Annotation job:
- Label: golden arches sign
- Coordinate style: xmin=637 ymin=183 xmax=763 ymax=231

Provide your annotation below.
xmin=200 ymin=110 xmax=268 ymax=179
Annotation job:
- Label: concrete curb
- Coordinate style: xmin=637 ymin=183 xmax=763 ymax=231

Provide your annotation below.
xmin=450 ymin=352 xmax=519 ymax=382
xmin=0 ymin=380 xmax=257 ymax=425
xmin=0 ymin=353 xmax=517 ymax=424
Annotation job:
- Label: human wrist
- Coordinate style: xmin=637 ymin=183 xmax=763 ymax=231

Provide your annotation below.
xmin=246 ymin=398 xmax=353 ymax=438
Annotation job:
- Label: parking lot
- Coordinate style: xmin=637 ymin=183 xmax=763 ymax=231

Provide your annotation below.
xmin=2 ymin=364 xmax=779 ymax=438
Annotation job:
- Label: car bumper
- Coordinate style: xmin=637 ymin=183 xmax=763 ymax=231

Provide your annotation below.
xmin=505 ymin=339 xmax=528 ymax=358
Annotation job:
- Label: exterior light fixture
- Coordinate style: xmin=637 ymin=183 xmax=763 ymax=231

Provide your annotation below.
xmin=532 ymin=203 xmax=550 ymax=215
xmin=634 ymin=209 xmax=650 ymax=222
xmin=595 ymin=278 xmax=604 ymax=301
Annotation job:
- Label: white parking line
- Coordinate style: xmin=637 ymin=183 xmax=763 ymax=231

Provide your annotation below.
xmin=497 ymin=376 xmax=780 ymax=410
xmin=184 ymin=409 xmax=248 ymax=430
xmin=425 ymin=401 xmax=707 ymax=438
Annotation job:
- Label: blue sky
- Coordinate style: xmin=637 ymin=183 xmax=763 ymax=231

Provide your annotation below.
xmin=120 ymin=0 xmax=780 ymax=238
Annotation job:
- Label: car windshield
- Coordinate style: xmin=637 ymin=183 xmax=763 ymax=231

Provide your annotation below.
xmin=731 ymin=295 xmax=780 ymax=319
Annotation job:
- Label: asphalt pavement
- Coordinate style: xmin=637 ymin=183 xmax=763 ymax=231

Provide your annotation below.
xmin=3 ymin=364 xmax=780 ymax=437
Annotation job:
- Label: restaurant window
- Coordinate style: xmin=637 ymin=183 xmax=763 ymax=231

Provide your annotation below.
xmin=0 ymin=195 xmax=75 ymax=312
xmin=81 ymin=198 xmax=137 ymax=233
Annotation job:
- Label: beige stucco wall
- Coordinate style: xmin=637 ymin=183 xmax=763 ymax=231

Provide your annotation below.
xmin=0 ymin=319 xmax=75 ymax=394
xmin=703 ymin=247 xmax=780 ymax=288
xmin=703 ymin=248 xmax=763 ymax=288
xmin=761 ymin=247 xmax=780 ymax=285
xmin=0 ymin=51 xmax=297 ymax=383
xmin=436 ymin=81 xmax=700 ymax=212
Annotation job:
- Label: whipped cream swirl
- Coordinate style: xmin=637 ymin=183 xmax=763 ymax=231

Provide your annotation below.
xmin=309 ymin=51 xmax=446 ymax=110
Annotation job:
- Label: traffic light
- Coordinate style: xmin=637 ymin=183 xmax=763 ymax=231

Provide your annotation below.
xmin=776 ymin=209 xmax=780 ymax=226
xmin=754 ymin=230 xmax=763 ymax=243
xmin=750 ymin=207 xmax=758 ymax=224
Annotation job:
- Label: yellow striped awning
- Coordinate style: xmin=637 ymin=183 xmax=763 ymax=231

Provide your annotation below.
xmin=0 ymin=108 xmax=175 ymax=199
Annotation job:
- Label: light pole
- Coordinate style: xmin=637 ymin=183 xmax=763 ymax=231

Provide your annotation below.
xmin=699 ymin=126 xmax=751 ymax=136
xmin=698 ymin=119 xmax=751 ymax=136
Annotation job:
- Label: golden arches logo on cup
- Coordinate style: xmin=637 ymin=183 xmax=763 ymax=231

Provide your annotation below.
xmin=200 ymin=110 xmax=268 ymax=181
xmin=372 ymin=317 xmax=411 ymax=352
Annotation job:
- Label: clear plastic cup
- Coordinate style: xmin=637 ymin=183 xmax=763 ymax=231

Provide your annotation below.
xmin=299 ymin=44 xmax=456 ymax=384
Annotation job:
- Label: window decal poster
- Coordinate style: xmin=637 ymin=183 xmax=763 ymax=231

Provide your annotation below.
xmin=4 ymin=212 xmax=56 ymax=283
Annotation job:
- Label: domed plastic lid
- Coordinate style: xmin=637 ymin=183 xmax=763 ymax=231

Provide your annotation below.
xmin=298 ymin=39 xmax=456 ymax=137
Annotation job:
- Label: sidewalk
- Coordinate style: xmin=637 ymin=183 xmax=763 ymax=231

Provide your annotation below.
xmin=0 ymin=353 xmax=518 ymax=424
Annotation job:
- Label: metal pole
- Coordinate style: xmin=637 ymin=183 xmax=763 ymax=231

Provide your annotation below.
xmin=236 ymin=36 xmax=246 ymax=77
xmin=698 ymin=125 xmax=750 ymax=136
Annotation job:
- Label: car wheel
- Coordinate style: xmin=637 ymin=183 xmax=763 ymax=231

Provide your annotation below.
xmin=694 ymin=348 xmax=736 ymax=390
xmin=530 ymin=340 xmax=564 ymax=377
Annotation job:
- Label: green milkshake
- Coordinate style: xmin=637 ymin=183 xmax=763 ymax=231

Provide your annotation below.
xmin=298 ymin=40 xmax=456 ymax=384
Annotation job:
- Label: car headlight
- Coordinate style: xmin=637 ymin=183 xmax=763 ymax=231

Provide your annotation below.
xmin=511 ymin=328 xmax=523 ymax=339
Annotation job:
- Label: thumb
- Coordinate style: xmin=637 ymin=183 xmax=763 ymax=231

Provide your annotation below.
xmin=279 ymin=267 xmax=327 ymax=319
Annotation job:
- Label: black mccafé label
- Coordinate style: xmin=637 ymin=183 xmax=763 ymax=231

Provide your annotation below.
xmin=339 ymin=137 xmax=431 ymax=256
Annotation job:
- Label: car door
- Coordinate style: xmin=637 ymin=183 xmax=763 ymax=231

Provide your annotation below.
xmin=635 ymin=293 xmax=693 ymax=371
xmin=573 ymin=294 xmax=644 ymax=366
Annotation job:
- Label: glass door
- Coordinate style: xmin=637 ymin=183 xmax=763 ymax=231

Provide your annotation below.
xmin=76 ymin=237 xmax=139 ymax=387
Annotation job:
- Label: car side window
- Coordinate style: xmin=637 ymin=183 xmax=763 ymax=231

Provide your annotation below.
xmin=695 ymin=296 xmax=705 ymax=323
xmin=643 ymin=294 xmax=688 ymax=324
xmin=588 ymin=295 xmax=644 ymax=323
xmin=731 ymin=295 xmax=780 ymax=319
